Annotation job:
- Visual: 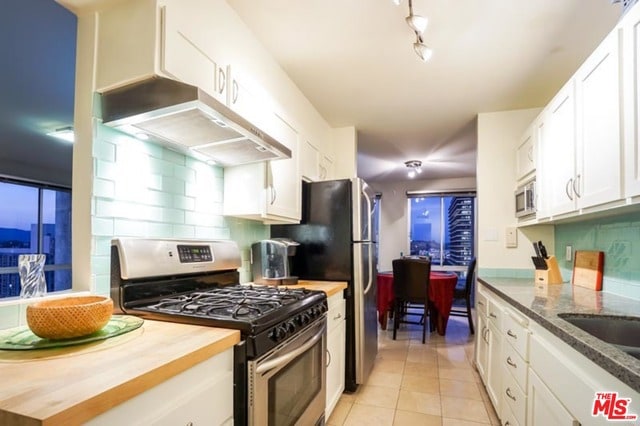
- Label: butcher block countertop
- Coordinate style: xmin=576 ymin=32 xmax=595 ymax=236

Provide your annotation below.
xmin=285 ymin=280 xmax=348 ymax=297
xmin=0 ymin=319 xmax=240 ymax=426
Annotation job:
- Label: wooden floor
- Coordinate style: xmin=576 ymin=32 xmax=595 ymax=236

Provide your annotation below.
xmin=327 ymin=315 xmax=500 ymax=426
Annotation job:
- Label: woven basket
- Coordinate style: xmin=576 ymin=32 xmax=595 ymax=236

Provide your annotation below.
xmin=26 ymin=296 xmax=113 ymax=340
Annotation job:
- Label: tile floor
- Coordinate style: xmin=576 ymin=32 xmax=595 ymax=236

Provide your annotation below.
xmin=327 ymin=314 xmax=501 ymax=426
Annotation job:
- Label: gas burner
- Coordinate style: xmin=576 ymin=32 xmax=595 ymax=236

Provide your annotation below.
xmin=143 ymin=285 xmax=314 ymax=321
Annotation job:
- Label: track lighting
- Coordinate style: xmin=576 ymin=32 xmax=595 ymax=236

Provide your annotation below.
xmin=394 ymin=0 xmax=433 ymax=62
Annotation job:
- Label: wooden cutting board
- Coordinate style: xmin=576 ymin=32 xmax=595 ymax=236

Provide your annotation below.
xmin=572 ymin=250 xmax=604 ymax=291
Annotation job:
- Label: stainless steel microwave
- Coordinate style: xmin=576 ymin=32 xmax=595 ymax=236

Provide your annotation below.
xmin=515 ymin=180 xmax=536 ymax=217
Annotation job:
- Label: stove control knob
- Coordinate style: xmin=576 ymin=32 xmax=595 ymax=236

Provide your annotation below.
xmin=301 ymin=313 xmax=311 ymax=325
xmin=270 ymin=326 xmax=287 ymax=342
xmin=286 ymin=321 xmax=296 ymax=334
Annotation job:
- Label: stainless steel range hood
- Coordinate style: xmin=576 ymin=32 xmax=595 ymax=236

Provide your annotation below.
xmin=98 ymin=77 xmax=291 ymax=166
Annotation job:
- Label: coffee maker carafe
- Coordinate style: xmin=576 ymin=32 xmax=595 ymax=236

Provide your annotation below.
xmin=250 ymin=238 xmax=299 ymax=285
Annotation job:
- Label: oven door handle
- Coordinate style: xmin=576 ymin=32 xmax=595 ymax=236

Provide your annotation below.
xmin=255 ymin=326 xmax=324 ymax=375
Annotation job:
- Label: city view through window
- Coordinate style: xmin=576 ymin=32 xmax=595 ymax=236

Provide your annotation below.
xmin=0 ymin=181 xmax=72 ymax=298
xmin=408 ymin=194 xmax=475 ymax=268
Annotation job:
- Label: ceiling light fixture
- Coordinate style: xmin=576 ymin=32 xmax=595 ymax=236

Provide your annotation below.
xmin=46 ymin=126 xmax=75 ymax=143
xmin=395 ymin=0 xmax=433 ymax=62
xmin=405 ymin=160 xmax=423 ymax=178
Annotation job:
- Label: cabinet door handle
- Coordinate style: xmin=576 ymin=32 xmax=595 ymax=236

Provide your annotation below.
xmin=232 ymin=79 xmax=239 ymax=104
xmin=477 ymin=300 xmax=485 ymax=306
xmin=489 ymin=312 xmax=497 ymax=319
xmin=573 ymin=174 xmax=581 ymax=198
xmin=507 ymin=330 xmax=517 ymax=339
xmin=504 ymin=421 xmax=511 ymax=426
xmin=566 ymin=178 xmax=574 ymax=201
xmin=326 ymin=349 xmax=332 ymax=367
xmin=483 ymin=327 xmax=490 ymax=343
xmin=270 ymin=186 xmax=277 ymax=204
xmin=333 ymin=313 xmax=342 ymax=320
xmin=506 ymin=387 xmax=516 ymax=401
xmin=506 ymin=356 xmax=517 ymax=368
xmin=218 ymin=67 xmax=226 ymax=94
xmin=527 ymin=146 xmax=533 ymax=162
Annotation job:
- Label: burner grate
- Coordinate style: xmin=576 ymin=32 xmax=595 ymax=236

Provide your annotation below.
xmin=144 ymin=284 xmax=311 ymax=320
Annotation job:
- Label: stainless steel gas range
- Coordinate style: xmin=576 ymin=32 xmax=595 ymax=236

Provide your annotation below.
xmin=110 ymin=238 xmax=328 ymax=426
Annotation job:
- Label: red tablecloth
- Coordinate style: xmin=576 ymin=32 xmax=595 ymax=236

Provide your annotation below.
xmin=377 ymin=271 xmax=458 ymax=335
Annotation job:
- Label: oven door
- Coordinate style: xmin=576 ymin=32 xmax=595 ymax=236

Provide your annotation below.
xmin=250 ymin=317 xmax=326 ymax=426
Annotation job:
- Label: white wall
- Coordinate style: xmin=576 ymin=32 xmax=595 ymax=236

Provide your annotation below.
xmin=477 ymin=108 xmax=554 ymax=271
xmin=371 ymin=177 xmax=476 ymax=272
xmin=331 ymin=126 xmax=357 ymax=179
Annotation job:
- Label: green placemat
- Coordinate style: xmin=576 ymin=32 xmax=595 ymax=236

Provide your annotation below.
xmin=0 ymin=315 xmax=144 ymax=350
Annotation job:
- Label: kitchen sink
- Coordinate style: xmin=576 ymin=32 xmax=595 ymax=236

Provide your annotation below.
xmin=557 ymin=313 xmax=640 ymax=360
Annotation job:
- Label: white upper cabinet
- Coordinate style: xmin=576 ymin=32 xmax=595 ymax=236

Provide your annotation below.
xmin=542 ymin=80 xmax=577 ymax=217
xmin=320 ymin=155 xmax=335 ymax=180
xmin=96 ymin=0 xmax=229 ymax=97
xmin=300 ymin=139 xmax=321 ymax=181
xmin=574 ymin=30 xmax=622 ymax=208
xmin=535 ymin=24 xmax=623 ymax=219
xmin=223 ymin=114 xmax=301 ymax=224
xmin=516 ymin=122 xmax=536 ymax=182
xmin=623 ymin=4 xmax=640 ymax=197
xmin=159 ymin=1 xmax=227 ymax=102
xmin=227 ymin=66 xmax=272 ymax=132
xmin=534 ymin=112 xmax=550 ymax=219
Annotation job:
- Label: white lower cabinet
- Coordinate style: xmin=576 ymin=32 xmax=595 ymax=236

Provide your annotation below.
xmin=479 ymin=286 xmax=640 ymax=426
xmin=475 ymin=286 xmax=505 ymax=414
xmin=325 ymin=291 xmax=346 ymax=419
xmin=86 ymin=348 xmax=234 ymax=426
xmin=501 ymin=309 xmax=530 ymax=426
xmin=527 ymin=369 xmax=579 ymax=426
xmin=475 ymin=292 xmax=489 ymax=384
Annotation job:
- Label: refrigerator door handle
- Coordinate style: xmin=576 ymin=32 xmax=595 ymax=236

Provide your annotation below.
xmin=363 ymin=243 xmax=374 ymax=295
xmin=362 ymin=183 xmax=373 ymax=242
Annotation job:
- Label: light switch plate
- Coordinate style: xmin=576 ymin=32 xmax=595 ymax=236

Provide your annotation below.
xmin=505 ymin=227 xmax=517 ymax=248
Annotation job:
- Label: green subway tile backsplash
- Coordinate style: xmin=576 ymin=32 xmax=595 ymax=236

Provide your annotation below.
xmin=90 ymin=123 xmax=269 ymax=292
xmin=555 ymin=212 xmax=640 ymax=300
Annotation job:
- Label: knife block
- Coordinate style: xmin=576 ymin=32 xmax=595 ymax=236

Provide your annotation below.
xmin=534 ymin=256 xmax=563 ymax=285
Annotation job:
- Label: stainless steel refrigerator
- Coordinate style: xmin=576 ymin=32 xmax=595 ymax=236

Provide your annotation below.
xmin=271 ymin=178 xmax=378 ymax=392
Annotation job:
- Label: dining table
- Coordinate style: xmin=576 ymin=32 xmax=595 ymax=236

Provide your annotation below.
xmin=377 ymin=270 xmax=459 ymax=336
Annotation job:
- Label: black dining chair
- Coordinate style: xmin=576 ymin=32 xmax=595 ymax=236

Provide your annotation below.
xmin=392 ymin=257 xmax=431 ymax=343
xmin=449 ymin=257 xmax=477 ymax=334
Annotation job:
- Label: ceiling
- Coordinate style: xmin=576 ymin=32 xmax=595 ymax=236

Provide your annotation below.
xmin=226 ymin=0 xmax=622 ymax=183
xmin=2 ymin=1 xmax=622 ymax=187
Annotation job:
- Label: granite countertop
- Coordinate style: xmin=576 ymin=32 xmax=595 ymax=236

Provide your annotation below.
xmin=478 ymin=277 xmax=640 ymax=393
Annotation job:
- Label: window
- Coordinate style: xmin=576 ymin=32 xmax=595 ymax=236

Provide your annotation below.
xmin=0 ymin=179 xmax=72 ymax=298
xmin=408 ymin=193 xmax=476 ymax=269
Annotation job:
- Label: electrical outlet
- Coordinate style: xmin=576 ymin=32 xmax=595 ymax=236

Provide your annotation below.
xmin=565 ymin=245 xmax=573 ymax=262
xmin=505 ymin=227 xmax=517 ymax=248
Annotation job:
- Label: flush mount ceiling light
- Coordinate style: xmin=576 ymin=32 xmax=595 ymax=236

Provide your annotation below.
xmin=393 ymin=0 xmax=433 ymax=62
xmin=405 ymin=160 xmax=423 ymax=178
xmin=46 ymin=126 xmax=75 ymax=143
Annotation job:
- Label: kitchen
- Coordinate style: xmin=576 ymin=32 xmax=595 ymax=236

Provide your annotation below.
xmin=1 ymin=0 xmax=640 ymax=425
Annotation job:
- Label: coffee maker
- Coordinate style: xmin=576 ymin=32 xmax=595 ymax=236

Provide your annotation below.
xmin=250 ymin=238 xmax=300 ymax=285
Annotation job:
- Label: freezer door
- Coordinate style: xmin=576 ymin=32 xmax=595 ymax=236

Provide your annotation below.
xmin=351 ymin=178 xmax=376 ymax=242
xmin=353 ymin=241 xmax=378 ymax=384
